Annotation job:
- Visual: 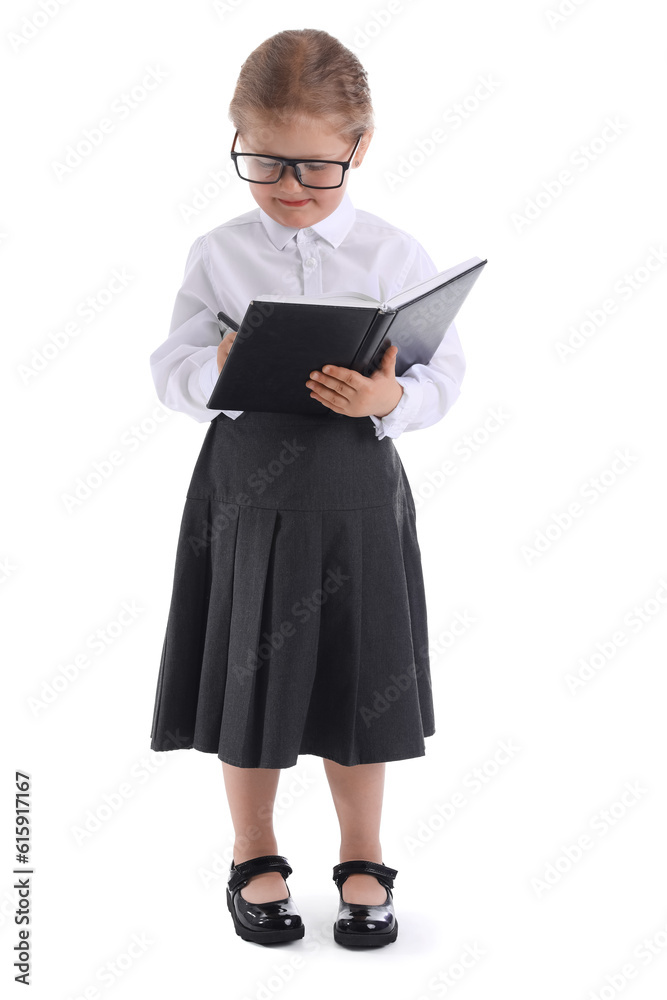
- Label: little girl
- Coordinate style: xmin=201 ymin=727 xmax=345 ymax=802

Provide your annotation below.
xmin=149 ymin=28 xmax=466 ymax=949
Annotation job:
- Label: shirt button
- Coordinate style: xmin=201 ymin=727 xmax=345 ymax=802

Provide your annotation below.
xmin=305 ymin=257 xmax=317 ymax=268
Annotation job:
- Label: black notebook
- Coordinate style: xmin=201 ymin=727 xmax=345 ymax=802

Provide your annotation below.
xmin=207 ymin=255 xmax=487 ymax=415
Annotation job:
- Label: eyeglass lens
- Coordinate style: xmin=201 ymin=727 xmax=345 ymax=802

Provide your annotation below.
xmin=235 ymin=155 xmax=344 ymax=188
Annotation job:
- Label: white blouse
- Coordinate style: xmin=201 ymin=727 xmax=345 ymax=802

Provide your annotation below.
xmin=149 ymin=190 xmax=466 ymax=440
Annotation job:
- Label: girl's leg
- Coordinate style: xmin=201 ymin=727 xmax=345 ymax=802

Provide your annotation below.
xmin=322 ymin=759 xmax=388 ymax=904
xmin=221 ymin=762 xmax=288 ymax=903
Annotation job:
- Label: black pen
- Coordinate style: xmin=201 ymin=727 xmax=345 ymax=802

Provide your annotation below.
xmin=217 ymin=309 xmax=241 ymax=337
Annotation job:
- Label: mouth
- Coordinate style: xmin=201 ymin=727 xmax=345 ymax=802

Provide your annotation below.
xmin=277 ymin=198 xmax=311 ymax=206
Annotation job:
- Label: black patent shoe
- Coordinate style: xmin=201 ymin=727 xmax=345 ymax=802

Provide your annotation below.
xmin=226 ymin=854 xmax=304 ymax=945
xmin=332 ymin=860 xmax=399 ymax=947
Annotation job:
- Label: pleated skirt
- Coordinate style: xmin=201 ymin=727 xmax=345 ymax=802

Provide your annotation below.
xmin=149 ymin=407 xmax=435 ymax=769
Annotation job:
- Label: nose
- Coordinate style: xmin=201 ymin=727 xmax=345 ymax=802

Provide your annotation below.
xmin=278 ymin=164 xmax=307 ymax=194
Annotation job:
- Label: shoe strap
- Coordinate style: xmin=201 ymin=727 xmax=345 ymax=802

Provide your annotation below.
xmin=228 ymin=854 xmax=293 ymax=893
xmin=332 ymin=859 xmax=398 ymax=891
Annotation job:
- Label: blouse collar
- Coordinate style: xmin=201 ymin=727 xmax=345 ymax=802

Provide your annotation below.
xmin=259 ymin=190 xmax=356 ymax=250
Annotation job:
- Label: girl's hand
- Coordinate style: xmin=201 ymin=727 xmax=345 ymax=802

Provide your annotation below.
xmin=217 ymin=329 xmax=238 ymax=373
xmin=305 ymin=345 xmax=404 ymax=418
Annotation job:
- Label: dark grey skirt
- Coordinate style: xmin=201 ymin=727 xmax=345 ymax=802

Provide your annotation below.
xmin=149 ymin=407 xmax=435 ymax=769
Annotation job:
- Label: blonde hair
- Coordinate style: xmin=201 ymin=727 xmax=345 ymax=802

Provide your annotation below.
xmin=228 ymin=28 xmax=374 ymax=146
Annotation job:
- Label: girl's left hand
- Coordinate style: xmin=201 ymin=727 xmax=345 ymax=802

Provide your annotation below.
xmin=305 ymin=345 xmax=404 ymax=418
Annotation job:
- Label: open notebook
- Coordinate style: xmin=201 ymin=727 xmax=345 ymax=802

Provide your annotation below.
xmin=207 ymin=255 xmax=487 ymax=415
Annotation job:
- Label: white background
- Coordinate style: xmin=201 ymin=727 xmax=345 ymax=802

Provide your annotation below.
xmin=2 ymin=0 xmax=666 ymax=997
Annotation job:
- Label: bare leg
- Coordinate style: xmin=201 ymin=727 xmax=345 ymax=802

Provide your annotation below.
xmin=322 ymin=758 xmax=388 ymax=904
xmin=221 ymin=762 xmax=288 ymax=903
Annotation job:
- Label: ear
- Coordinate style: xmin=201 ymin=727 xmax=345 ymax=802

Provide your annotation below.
xmin=354 ymin=130 xmax=374 ymax=167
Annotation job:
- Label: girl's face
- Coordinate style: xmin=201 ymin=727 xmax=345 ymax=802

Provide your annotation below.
xmin=238 ymin=119 xmax=369 ymax=228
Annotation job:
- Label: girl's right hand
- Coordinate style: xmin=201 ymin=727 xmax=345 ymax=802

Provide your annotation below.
xmin=217 ymin=329 xmax=238 ymax=373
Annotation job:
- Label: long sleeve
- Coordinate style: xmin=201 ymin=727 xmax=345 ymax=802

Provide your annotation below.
xmin=149 ymin=198 xmax=468 ymax=430
xmin=368 ymin=241 xmax=467 ymax=441
xmin=149 ymin=235 xmax=230 ymax=423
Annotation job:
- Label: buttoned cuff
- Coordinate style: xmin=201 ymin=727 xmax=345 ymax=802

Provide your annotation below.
xmin=368 ymin=378 xmax=424 ymax=440
xmin=198 ymin=353 xmax=220 ymax=401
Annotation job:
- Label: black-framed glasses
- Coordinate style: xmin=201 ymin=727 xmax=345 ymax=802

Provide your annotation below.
xmin=230 ymin=130 xmax=363 ymax=189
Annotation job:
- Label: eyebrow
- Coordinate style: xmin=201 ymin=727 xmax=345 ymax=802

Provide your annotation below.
xmin=246 ymin=147 xmax=341 ymax=159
